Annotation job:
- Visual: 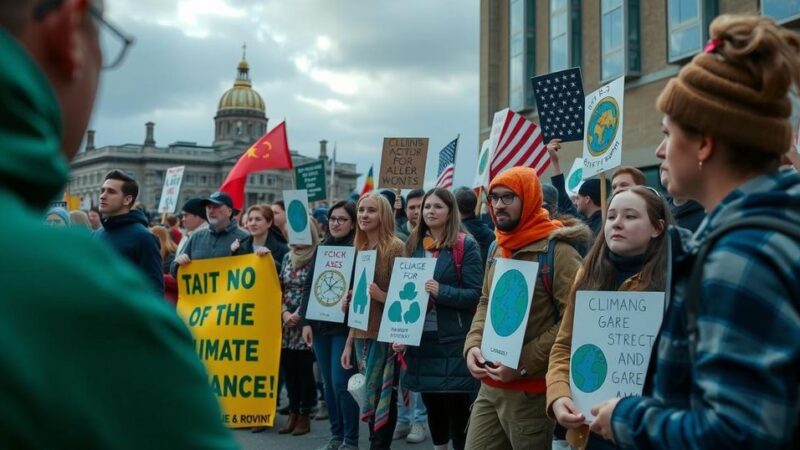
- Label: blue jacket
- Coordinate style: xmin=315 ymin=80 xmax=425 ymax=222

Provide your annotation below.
xmin=95 ymin=209 xmax=163 ymax=294
xmin=612 ymin=170 xmax=800 ymax=450
xmin=461 ymin=214 xmax=496 ymax=265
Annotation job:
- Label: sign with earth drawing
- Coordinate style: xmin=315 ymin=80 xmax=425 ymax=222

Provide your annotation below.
xmin=473 ymin=139 xmax=491 ymax=189
xmin=481 ymin=258 xmax=540 ymax=368
xmin=282 ymin=189 xmax=312 ymax=245
xmin=582 ymin=76 xmax=625 ymax=179
xmin=570 ymin=290 xmax=665 ymax=421
xmin=306 ymin=246 xmax=356 ymax=323
xmin=377 ymin=257 xmax=437 ymax=346
xmin=348 ymin=250 xmax=377 ymax=331
xmin=566 ymin=157 xmax=585 ymax=197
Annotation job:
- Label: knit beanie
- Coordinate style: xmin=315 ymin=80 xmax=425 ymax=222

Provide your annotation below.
xmin=46 ymin=206 xmax=70 ymax=225
xmin=656 ymin=16 xmax=797 ymax=156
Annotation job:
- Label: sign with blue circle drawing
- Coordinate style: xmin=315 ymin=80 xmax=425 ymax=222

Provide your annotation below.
xmin=377 ymin=257 xmax=436 ymax=346
xmin=570 ymin=290 xmax=665 ymax=422
xmin=348 ymin=250 xmax=377 ymax=332
xmin=582 ymin=76 xmax=625 ymax=179
xmin=481 ymin=258 xmax=540 ymax=369
xmin=282 ymin=189 xmax=312 ymax=245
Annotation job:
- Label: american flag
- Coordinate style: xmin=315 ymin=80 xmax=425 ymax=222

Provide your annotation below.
xmin=487 ymin=108 xmax=550 ymax=181
xmin=531 ymin=67 xmax=585 ymax=143
xmin=435 ymin=136 xmax=458 ymax=188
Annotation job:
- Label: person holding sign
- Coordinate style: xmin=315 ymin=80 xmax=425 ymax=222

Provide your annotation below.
xmin=546 ymin=186 xmax=672 ymax=449
xmin=393 ymin=188 xmax=484 ymax=450
xmin=591 ymin=15 xmax=800 ymax=450
xmin=232 ymin=204 xmax=289 ymax=275
xmin=463 ymin=167 xmax=586 ymax=449
xmin=277 ymin=218 xmax=321 ymax=436
xmin=341 ymin=192 xmax=405 ymax=449
xmin=298 ymin=200 xmax=361 ymax=450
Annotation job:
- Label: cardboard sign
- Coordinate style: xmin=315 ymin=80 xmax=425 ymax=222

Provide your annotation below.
xmin=283 ymin=190 xmax=312 ymax=245
xmin=295 ymin=160 xmax=327 ymax=203
xmin=566 ymin=157 xmax=585 ymax=197
xmin=157 ymin=166 xmax=185 ymax=214
xmin=582 ymin=76 xmax=625 ymax=179
xmin=377 ymin=257 xmax=437 ymax=346
xmin=348 ymin=250 xmax=378 ymax=331
xmin=378 ymin=137 xmax=429 ymax=189
xmin=177 ymin=254 xmax=282 ymax=428
xmin=481 ymin=258 xmax=540 ymax=368
xmin=570 ymin=290 xmax=665 ymax=422
xmin=306 ymin=246 xmax=356 ymax=323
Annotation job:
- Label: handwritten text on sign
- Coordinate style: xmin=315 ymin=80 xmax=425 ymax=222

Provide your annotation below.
xmin=177 ymin=254 xmax=282 ymax=428
xmin=378 ymin=137 xmax=429 ymax=189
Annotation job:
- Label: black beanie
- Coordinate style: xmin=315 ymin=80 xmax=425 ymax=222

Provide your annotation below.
xmin=181 ymin=198 xmax=208 ymax=221
xmin=578 ymin=178 xmax=609 ymax=206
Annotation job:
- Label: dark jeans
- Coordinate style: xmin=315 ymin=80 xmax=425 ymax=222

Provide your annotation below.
xmin=421 ymin=392 xmax=471 ymax=450
xmin=281 ymin=348 xmax=316 ymax=414
xmin=313 ymin=332 xmax=360 ymax=446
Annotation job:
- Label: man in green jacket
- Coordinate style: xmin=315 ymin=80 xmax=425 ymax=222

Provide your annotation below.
xmin=0 ymin=1 xmax=236 ymax=448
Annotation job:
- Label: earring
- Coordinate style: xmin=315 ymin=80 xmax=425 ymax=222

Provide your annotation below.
xmin=698 ymin=160 xmax=703 ymax=171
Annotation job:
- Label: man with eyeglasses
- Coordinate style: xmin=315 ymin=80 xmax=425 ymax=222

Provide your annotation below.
xmin=463 ymin=167 xmax=587 ymax=449
xmin=0 ymin=1 xmax=235 ymax=447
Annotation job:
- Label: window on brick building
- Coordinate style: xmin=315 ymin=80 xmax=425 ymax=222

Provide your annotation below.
xmin=762 ymin=0 xmax=800 ymax=23
xmin=550 ymin=0 xmax=581 ymax=71
xmin=509 ymin=0 xmax=536 ymax=112
xmin=601 ymin=0 xmax=640 ymax=81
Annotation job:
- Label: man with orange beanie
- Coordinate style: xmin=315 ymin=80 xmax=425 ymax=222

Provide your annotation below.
xmin=463 ymin=167 xmax=589 ymax=449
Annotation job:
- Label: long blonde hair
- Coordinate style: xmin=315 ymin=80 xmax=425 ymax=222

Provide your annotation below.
xmin=150 ymin=225 xmax=178 ymax=261
xmin=354 ymin=192 xmax=397 ymax=257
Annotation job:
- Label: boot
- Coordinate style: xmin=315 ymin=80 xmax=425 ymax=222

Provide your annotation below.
xmin=292 ymin=413 xmax=311 ymax=436
xmin=279 ymin=413 xmax=298 ymax=434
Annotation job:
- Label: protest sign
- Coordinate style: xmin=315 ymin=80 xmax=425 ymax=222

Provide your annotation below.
xmin=177 ymin=254 xmax=282 ymax=428
xmin=473 ymin=139 xmax=491 ymax=189
xmin=283 ymin=189 xmax=312 ymax=245
xmin=377 ymin=257 xmax=437 ymax=346
xmin=306 ymin=246 xmax=356 ymax=323
xmin=348 ymin=250 xmax=377 ymax=331
xmin=532 ymin=67 xmax=585 ymax=143
xmin=481 ymin=258 xmax=540 ymax=368
xmin=378 ymin=137 xmax=429 ymax=189
xmin=570 ymin=290 xmax=665 ymax=421
xmin=295 ymin=160 xmax=327 ymax=202
xmin=566 ymin=157 xmax=585 ymax=197
xmin=582 ymin=76 xmax=625 ymax=179
xmin=157 ymin=166 xmax=185 ymax=214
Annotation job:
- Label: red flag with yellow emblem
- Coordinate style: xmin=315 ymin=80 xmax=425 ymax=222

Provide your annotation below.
xmin=220 ymin=121 xmax=293 ymax=210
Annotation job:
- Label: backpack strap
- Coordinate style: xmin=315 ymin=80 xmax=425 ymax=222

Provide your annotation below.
xmin=537 ymin=239 xmax=561 ymax=325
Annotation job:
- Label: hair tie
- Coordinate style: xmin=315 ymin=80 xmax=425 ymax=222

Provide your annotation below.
xmin=704 ymin=38 xmax=723 ymax=53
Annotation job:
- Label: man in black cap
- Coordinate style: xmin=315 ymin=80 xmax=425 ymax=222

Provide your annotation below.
xmin=171 ymin=191 xmax=249 ymax=276
xmin=176 ymin=198 xmax=208 ymax=255
xmin=575 ymin=179 xmax=605 ymax=237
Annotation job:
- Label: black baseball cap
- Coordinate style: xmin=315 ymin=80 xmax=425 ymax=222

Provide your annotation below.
xmin=201 ymin=191 xmax=238 ymax=213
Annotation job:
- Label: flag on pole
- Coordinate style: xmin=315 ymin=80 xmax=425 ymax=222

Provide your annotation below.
xmin=360 ymin=165 xmax=375 ymax=196
xmin=220 ymin=121 xmax=293 ymax=210
xmin=488 ymin=108 xmax=550 ymax=182
xmin=435 ymin=136 xmax=458 ymax=189
xmin=329 ymin=142 xmax=337 ymax=203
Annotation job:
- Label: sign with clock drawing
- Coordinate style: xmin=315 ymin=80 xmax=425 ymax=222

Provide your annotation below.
xmin=306 ymin=246 xmax=356 ymax=323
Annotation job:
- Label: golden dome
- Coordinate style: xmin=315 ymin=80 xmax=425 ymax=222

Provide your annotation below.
xmin=218 ymin=47 xmax=265 ymax=113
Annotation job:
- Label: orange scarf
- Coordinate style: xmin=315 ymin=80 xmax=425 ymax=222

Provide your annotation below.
xmin=489 ymin=167 xmax=562 ymax=257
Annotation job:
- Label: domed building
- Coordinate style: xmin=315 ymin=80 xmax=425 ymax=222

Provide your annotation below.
xmin=214 ymin=48 xmax=268 ymax=146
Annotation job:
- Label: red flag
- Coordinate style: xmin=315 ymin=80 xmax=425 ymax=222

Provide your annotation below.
xmin=220 ymin=121 xmax=293 ymax=210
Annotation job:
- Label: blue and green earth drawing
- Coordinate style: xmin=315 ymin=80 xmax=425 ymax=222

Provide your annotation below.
xmin=586 ymin=97 xmax=620 ymax=156
xmin=571 ymin=344 xmax=608 ymax=393
xmin=489 ymin=269 xmax=529 ymax=337
xmin=287 ymin=199 xmax=308 ymax=232
xmin=478 ymin=146 xmax=490 ymax=175
xmin=568 ymin=167 xmax=584 ymax=192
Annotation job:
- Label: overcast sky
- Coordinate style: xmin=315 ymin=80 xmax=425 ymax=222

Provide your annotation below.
xmin=91 ymin=0 xmax=480 ymax=191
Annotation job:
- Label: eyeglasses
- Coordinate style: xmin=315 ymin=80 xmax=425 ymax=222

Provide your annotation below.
xmin=487 ymin=193 xmax=518 ymax=206
xmin=34 ymin=0 xmax=135 ymax=70
xmin=329 ymin=216 xmax=351 ymax=225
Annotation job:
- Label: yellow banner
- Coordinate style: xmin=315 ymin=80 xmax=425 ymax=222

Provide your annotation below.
xmin=177 ymin=254 xmax=282 ymax=428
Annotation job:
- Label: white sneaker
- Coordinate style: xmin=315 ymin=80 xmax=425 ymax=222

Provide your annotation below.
xmin=392 ymin=422 xmax=411 ymax=440
xmin=406 ymin=422 xmax=427 ymax=444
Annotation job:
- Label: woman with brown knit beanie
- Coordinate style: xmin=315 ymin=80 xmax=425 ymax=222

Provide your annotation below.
xmin=587 ymin=14 xmax=800 ymax=450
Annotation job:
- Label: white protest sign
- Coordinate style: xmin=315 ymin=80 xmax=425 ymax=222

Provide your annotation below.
xmin=306 ymin=246 xmax=356 ymax=323
xmin=473 ymin=139 xmax=491 ymax=189
xmin=157 ymin=166 xmax=185 ymax=214
xmin=481 ymin=258 xmax=540 ymax=368
xmin=348 ymin=250 xmax=377 ymax=331
xmin=566 ymin=158 xmax=585 ymax=197
xmin=582 ymin=76 xmax=625 ymax=179
xmin=570 ymin=290 xmax=665 ymax=422
xmin=377 ymin=257 xmax=437 ymax=346
xmin=283 ymin=190 xmax=312 ymax=245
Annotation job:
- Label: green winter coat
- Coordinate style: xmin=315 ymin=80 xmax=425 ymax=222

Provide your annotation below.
xmin=0 ymin=29 xmax=236 ymax=449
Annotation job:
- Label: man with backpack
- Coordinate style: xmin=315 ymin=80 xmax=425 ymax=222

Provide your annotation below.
xmin=463 ymin=167 xmax=589 ymax=449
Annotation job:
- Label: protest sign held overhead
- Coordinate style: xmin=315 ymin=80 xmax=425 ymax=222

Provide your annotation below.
xmin=283 ymin=189 xmax=312 ymax=245
xmin=582 ymin=76 xmax=625 ymax=179
xmin=570 ymin=290 xmax=665 ymax=421
xmin=157 ymin=166 xmax=185 ymax=214
xmin=487 ymin=108 xmax=550 ymax=181
xmin=378 ymin=137 xmax=429 ymax=189
xmin=481 ymin=258 xmax=539 ymax=368
xmin=532 ymin=67 xmax=585 ymax=144
xmin=306 ymin=246 xmax=356 ymax=323
xmin=295 ymin=160 xmax=327 ymax=203
xmin=177 ymin=254 xmax=282 ymax=428
xmin=377 ymin=257 xmax=437 ymax=346
xmin=349 ymin=250 xmax=377 ymax=331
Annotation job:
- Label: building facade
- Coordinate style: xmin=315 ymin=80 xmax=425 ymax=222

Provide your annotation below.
xmin=480 ymin=0 xmax=799 ymax=182
xmin=69 ymin=53 xmax=359 ymax=213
